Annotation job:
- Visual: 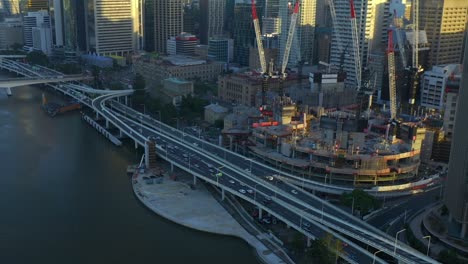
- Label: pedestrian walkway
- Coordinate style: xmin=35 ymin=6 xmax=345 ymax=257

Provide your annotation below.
xmin=132 ymin=168 xmax=288 ymax=264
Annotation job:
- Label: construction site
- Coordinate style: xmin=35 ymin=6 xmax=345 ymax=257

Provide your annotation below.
xmin=221 ymin=0 xmax=434 ymax=188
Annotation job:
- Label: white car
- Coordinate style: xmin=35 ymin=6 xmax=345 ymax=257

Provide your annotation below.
xmin=246 ymin=189 xmax=254 ymax=194
xmin=229 ymin=180 xmax=235 ymax=184
xmin=291 ymin=189 xmax=299 ymax=195
xmin=265 ymin=176 xmax=274 ymax=181
xmin=238 ymin=189 xmax=246 ymax=194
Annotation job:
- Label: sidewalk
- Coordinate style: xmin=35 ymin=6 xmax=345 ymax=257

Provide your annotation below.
xmin=132 ymin=169 xmax=288 ymax=264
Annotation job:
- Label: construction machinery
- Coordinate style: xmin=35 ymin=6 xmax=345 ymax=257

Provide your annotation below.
xmin=252 ymin=0 xmax=300 ymax=108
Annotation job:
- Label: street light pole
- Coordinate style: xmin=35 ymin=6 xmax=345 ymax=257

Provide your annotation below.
xmin=423 ymin=235 xmax=431 ymax=256
xmin=372 ymin=250 xmax=383 ymax=264
xmin=394 ymin=229 xmax=406 ymax=255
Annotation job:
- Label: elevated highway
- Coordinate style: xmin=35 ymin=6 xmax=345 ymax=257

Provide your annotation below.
xmin=1 ymin=61 xmax=439 ymax=263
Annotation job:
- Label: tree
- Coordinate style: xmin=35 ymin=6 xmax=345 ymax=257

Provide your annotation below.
xmin=214 ymin=119 xmax=224 ymax=129
xmin=304 ymin=235 xmax=336 ymax=264
xmin=291 ymin=233 xmax=305 ymax=254
xmin=26 ymin=50 xmax=49 ymax=66
xmin=340 ymin=189 xmax=380 ymax=215
xmin=438 ymin=250 xmax=462 ymax=264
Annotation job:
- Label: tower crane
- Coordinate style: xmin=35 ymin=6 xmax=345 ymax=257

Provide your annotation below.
xmin=326 ymin=0 xmax=344 ymax=54
xmin=393 ymin=9 xmax=407 ymax=69
xmin=349 ymin=0 xmax=361 ymax=92
xmin=252 ymin=0 xmax=269 ymax=108
xmin=408 ymin=0 xmax=423 ymax=115
xmin=278 ymin=0 xmax=300 ymax=96
xmin=387 ymin=29 xmax=397 ymax=121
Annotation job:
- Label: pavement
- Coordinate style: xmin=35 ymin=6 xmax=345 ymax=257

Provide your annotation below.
xmin=132 ymin=167 xmax=288 ymax=264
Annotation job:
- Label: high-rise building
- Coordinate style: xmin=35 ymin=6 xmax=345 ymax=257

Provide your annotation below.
xmin=329 ymin=0 xmax=390 ymax=89
xmin=154 ymin=0 xmax=183 ymax=54
xmin=420 ymin=64 xmax=461 ymax=110
xmin=419 ymin=0 xmax=468 ymax=67
xmin=26 ymin=0 xmax=48 ymax=12
xmin=0 ymin=17 xmax=22 ymax=49
xmin=199 ymin=0 xmax=225 ymax=44
xmin=85 ymin=0 xmax=141 ymax=56
xmin=0 ymin=0 xmax=20 ymax=15
xmin=208 ymin=38 xmax=233 ymax=62
xmin=23 ymin=10 xmax=49 ymax=48
xmin=231 ymin=1 xmax=256 ymax=67
xmin=278 ymin=0 xmax=316 ymax=66
xmin=144 ymin=0 xmax=154 ymax=51
xmin=444 ymin=32 xmax=468 ymax=238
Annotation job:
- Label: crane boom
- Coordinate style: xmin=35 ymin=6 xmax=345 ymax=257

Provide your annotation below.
xmin=252 ymin=0 xmax=267 ymax=74
xmin=280 ymin=1 xmax=300 ymax=77
xmin=387 ymin=29 xmax=397 ymax=120
xmin=393 ymin=9 xmax=407 ymax=68
xmin=327 ymin=0 xmax=344 ymax=54
xmin=349 ymin=0 xmax=362 ymax=91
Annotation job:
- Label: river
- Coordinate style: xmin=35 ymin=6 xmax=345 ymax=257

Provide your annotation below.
xmin=0 ymin=81 xmax=259 ymax=264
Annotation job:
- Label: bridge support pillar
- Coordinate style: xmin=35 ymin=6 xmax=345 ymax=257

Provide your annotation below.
xmin=134 ymin=140 xmax=138 ymax=149
xmin=120 ymin=130 xmax=124 ymax=138
xmin=105 ymin=119 xmax=109 ymax=129
xmin=193 ymin=175 xmax=197 ymax=186
xmin=258 ymin=208 xmax=263 ymax=220
xmin=144 ymin=141 xmax=150 ymax=169
xmin=5 ymin=87 xmax=12 ymax=96
xmin=221 ymin=188 xmax=225 ymax=201
xmin=170 ymin=162 xmax=174 ymax=172
xmin=95 ymin=112 xmax=99 ymax=120
xmin=286 ymin=224 xmax=290 ymax=229
xmin=125 ymin=96 xmax=128 ymax=105
xmin=306 ymin=237 xmax=311 ymax=247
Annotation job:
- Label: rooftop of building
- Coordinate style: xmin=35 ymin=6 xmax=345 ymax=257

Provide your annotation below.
xmin=205 ymin=103 xmax=228 ymax=113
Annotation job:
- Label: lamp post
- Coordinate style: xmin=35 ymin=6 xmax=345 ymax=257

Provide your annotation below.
xmin=423 ymin=235 xmax=431 ymax=256
xmin=372 ymin=250 xmax=383 ymax=264
xmin=394 ymin=229 xmax=406 ymax=255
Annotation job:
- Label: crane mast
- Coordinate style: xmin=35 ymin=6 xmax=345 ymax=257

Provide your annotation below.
xmin=327 ymin=0 xmax=344 ymax=54
xmin=387 ymin=29 xmax=397 ymax=121
xmin=393 ymin=9 xmax=407 ymax=69
xmin=280 ymin=1 xmax=300 ymax=78
xmin=349 ymin=0 xmax=362 ymax=91
xmin=252 ymin=0 xmax=267 ymax=75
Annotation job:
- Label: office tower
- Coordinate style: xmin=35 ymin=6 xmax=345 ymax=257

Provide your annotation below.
xmin=231 ymin=1 xmax=256 ymax=67
xmin=444 ymin=32 xmax=468 ymax=238
xmin=144 ymin=0 xmax=154 ymax=51
xmin=183 ymin=3 xmax=195 ymax=35
xmin=23 ymin=10 xmax=49 ymax=48
xmin=1 ymin=0 xmax=20 ymax=15
xmin=86 ymin=0 xmax=141 ymax=56
xmin=154 ymin=0 xmax=183 ymax=54
xmin=26 ymin=0 xmax=48 ymax=12
xmin=0 ymin=17 xmax=22 ymax=49
xmin=199 ymin=0 xmax=225 ymax=44
xmin=278 ymin=0 xmax=316 ymax=67
xmin=167 ymin=32 xmax=198 ymax=55
xmin=419 ymin=0 xmax=468 ymax=66
xmin=329 ymin=0 xmax=389 ymax=89
xmin=208 ymin=38 xmax=233 ymax=62
xmin=419 ymin=64 xmax=461 ymax=110
xmin=264 ymin=0 xmax=279 ymax=17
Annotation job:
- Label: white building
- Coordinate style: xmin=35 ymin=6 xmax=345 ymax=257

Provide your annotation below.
xmin=23 ymin=10 xmax=50 ymax=50
xmin=420 ymin=64 xmax=461 ymax=110
xmin=0 ymin=17 xmax=23 ymax=50
xmin=32 ymin=26 xmax=52 ymax=54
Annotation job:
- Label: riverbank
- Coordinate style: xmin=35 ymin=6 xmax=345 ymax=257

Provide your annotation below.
xmin=131 ymin=167 xmax=287 ymax=264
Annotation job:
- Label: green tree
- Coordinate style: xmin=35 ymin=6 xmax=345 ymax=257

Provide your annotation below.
xmin=340 ymin=189 xmax=380 ymax=215
xmin=291 ymin=233 xmax=305 ymax=254
xmin=214 ymin=119 xmax=224 ymax=129
xmin=438 ymin=249 xmax=462 ymax=264
xmin=304 ymin=235 xmax=335 ymax=264
xmin=26 ymin=50 xmax=49 ymax=66
xmin=179 ymin=94 xmax=208 ymax=120
xmin=55 ymin=63 xmax=82 ymax=74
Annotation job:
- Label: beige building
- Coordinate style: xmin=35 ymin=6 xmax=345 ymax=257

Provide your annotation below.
xmin=0 ymin=18 xmax=22 ymax=50
xmin=218 ymin=72 xmax=303 ymax=107
xmin=419 ymin=0 xmax=468 ymax=66
xmin=204 ymin=103 xmax=228 ymax=124
xmin=154 ymin=0 xmax=183 ymax=54
xmin=134 ymin=54 xmax=224 ymax=85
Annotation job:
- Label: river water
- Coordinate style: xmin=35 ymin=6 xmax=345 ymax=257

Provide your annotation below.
xmin=0 ymin=82 xmax=259 ymax=264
